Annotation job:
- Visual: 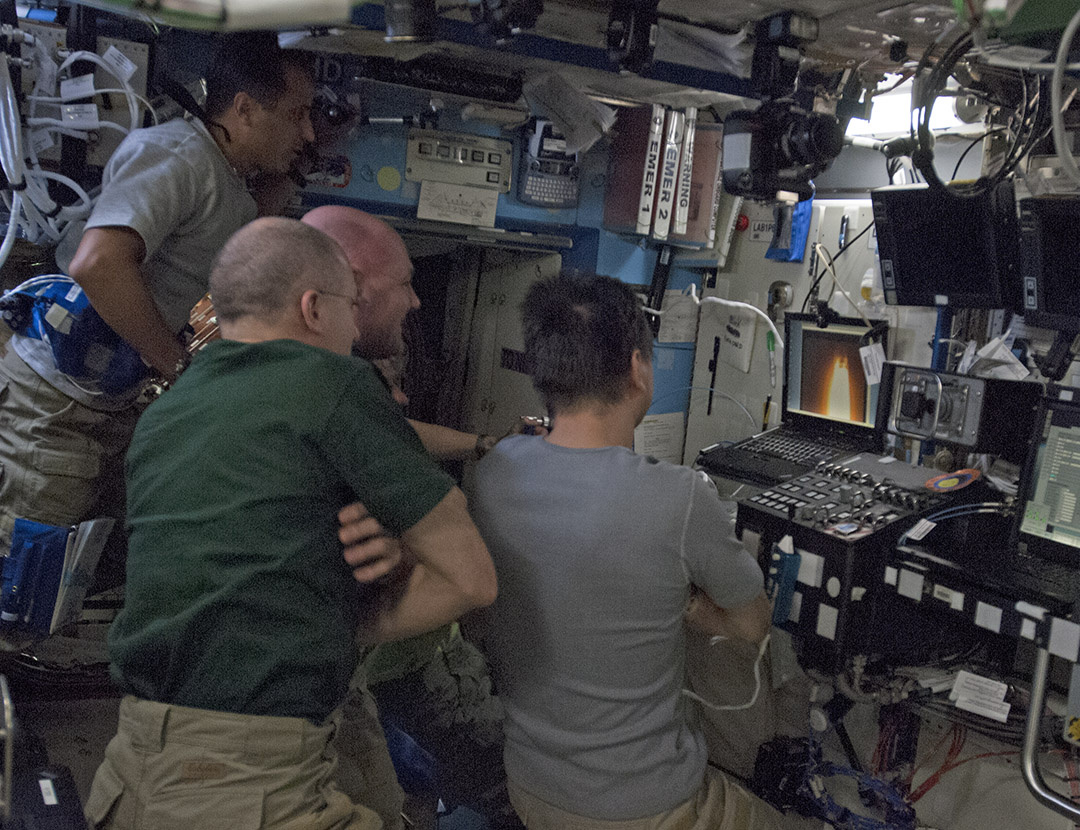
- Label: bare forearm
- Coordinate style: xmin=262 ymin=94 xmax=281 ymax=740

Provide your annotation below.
xmin=684 ymin=589 xmax=771 ymax=644
xmin=409 ymin=420 xmax=479 ymax=462
xmin=85 ymin=274 xmax=183 ymax=377
xmin=366 ymin=561 xmax=486 ymax=643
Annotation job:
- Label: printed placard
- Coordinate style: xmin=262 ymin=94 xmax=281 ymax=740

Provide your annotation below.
xmin=61 ymin=103 xmax=100 ymax=129
xmin=60 ymin=73 xmax=95 ymax=102
xmin=859 ymin=342 xmax=886 ymax=386
xmin=102 ymin=45 xmax=138 ymax=82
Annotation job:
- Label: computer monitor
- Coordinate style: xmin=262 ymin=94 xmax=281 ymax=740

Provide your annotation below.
xmin=1018 ymin=197 xmax=1080 ymax=332
xmin=870 ymin=180 xmax=1020 ymax=310
xmin=1016 ymin=385 xmax=1080 ymax=565
xmin=783 ymin=313 xmax=885 ymax=439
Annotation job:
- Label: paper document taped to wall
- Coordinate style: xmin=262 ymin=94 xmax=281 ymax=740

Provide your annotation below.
xmin=634 ymin=412 xmax=684 ymax=464
xmin=719 ymin=308 xmax=758 ymax=373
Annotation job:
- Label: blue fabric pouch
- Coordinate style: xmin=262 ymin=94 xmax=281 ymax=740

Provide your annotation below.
xmin=0 ymin=276 xmax=149 ymax=395
xmin=765 ymin=198 xmax=814 ymax=262
xmin=1 ymin=518 xmax=70 ymax=634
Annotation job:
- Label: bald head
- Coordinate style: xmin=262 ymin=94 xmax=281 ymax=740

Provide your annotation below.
xmin=301 ymin=206 xmax=419 ymax=359
xmin=210 ymin=217 xmax=359 ymax=355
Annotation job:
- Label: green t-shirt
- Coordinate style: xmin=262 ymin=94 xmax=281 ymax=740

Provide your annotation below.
xmin=110 ymin=339 xmax=454 ymax=723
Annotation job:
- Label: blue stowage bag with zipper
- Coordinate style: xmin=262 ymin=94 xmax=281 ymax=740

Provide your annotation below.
xmin=0 ymin=275 xmax=149 ymax=396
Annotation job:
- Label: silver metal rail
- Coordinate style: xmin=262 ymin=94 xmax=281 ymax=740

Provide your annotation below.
xmin=0 ymin=674 xmax=12 ymax=823
xmin=1022 ymin=648 xmax=1080 ymax=822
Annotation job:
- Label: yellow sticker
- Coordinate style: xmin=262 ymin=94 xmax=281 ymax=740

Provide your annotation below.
xmin=377 ymin=166 xmax=402 ymax=192
xmin=1067 ymin=717 xmax=1080 ymax=743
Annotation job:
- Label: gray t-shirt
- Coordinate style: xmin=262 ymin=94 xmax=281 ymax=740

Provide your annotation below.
xmin=85 ymin=117 xmax=256 ymax=333
xmin=15 ymin=119 xmax=255 ymax=408
xmin=471 ymin=436 xmax=764 ymax=820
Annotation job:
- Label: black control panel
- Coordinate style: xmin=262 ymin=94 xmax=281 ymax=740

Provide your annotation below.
xmin=743 ymin=454 xmax=946 ymax=541
xmin=737 ymin=453 xmax=971 ymax=674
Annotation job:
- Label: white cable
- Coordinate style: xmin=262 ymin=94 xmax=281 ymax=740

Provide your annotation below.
xmin=1 ymin=37 xmax=144 ymax=267
xmin=0 ymin=192 xmax=21 ymax=267
xmin=814 ymin=242 xmax=873 ymax=327
xmin=643 ymin=284 xmax=784 ymax=349
xmin=648 ymin=384 xmax=758 ymax=429
xmin=29 ymin=89 xmax=158 ymax=125
xmin=1051 ymin=6 xmax=1080 ymax=186
xmin=682 ymin=633 xmax=771 ymax=712
xmin=3 ymin=274 xmax=76 ymax=296
xmin=57 ymin=51 xmax=140 ymax=133
xmin=27 ymin=116 xmax=130 ymax=135
xmin=897 ymin=503 xmax=1009 ymax=547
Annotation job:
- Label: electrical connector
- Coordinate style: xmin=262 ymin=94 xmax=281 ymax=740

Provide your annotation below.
xmin=1 ymin=24 xmax=36 ymax=47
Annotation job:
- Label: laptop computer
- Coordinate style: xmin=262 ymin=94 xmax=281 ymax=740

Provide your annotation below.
xmin=1001 ymin=384 xmax=1080 ymax=608
xmin=696 ymin=313 xmax=887 ymax=486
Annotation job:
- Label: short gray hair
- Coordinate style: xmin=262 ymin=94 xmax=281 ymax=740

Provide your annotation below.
xmin=210 ymin=217 xmax=348 ymax=323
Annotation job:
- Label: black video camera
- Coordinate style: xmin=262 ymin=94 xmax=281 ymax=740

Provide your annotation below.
xmin=722 ymin=11 xmax=843 ymax=202
xmin=722 ymin=101 xmax=844 ymax=202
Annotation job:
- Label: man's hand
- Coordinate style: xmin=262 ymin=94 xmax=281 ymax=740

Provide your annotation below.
xmin=513 ymin=415 xmax=550 ymax=437
xmin=338 ymin=502 xmax=403 ymax=583
xmin=684 ymin=587 xmax=772 ymax=644
xmin=345 ymin=487 xmax=495 ymax=644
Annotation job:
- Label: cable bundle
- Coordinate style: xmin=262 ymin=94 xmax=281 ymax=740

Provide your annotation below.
xmin=909 ymin=29 xmax=1051 ymax=196
xmin=1 ymin=28 xmax=153 ymax=270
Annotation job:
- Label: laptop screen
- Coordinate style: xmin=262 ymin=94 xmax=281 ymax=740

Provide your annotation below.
xmin=1017 ymin=386 xmax=1080 ymax=564
xmin=783 ymin=313 xmax=885 ymax=434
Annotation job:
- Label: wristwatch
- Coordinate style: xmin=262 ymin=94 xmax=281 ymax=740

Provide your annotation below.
xmin=474 ymin=434 xmax=498 ymax=460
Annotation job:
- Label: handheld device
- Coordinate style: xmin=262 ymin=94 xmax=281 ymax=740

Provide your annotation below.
xmin=517 ymin=119 xmax=579 ymax=208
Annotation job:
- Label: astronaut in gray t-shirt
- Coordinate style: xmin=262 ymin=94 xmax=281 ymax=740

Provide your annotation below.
xmin=0 ymin=35 xmax=314 ymax=590
xmin=472 ymin=273 xmax=790 ymax=830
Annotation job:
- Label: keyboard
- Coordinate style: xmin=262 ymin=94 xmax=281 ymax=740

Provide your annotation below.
xmin=697 ymin=427 xmax=869 ymax=486
xmin=697 ymin=444 xmax=819 ymax=486
xmin=1007 ymin=556 xmax=1079 ymax=606
xmin=740 ymin=432 xmax=845 ymax=464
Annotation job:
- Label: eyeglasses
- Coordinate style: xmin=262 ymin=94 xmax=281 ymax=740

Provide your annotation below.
xmin=318 ymin=290 xmax=360 ymax=312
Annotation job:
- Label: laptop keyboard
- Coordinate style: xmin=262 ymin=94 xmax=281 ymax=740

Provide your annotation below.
xmin=1009 ymin=556 xmax=1079 ymax=599
xmin=741 ymin=432 xmax=848 ymax=464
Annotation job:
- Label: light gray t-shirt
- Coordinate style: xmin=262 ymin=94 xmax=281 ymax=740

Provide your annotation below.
xmin=471 ymin=436 xmax=764 ymax=821
xmin=15 ymin=118 xmax=256 ymax=408
xmin=85 ymin=117 xmax=256 ymax=333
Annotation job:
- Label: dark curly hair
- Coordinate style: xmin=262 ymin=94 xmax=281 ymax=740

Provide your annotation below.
xmin=521 ymin=272 xmax=653 ymax=415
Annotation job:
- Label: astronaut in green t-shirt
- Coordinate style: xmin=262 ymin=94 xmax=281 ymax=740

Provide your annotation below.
xmin=87 ymin=217 xmax=497 ymax=830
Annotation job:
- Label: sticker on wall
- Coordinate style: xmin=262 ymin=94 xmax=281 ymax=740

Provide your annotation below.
xmin=416 ymin=180 xmax=498 ymax=227
xmin=749 ymin=217 xmax=775 ymax=242
xmin=657 ymin=289 xmax=698 ymax=344
xmin=305 ymin=155 xmax=352 ymax=189
xmin=377 ymin=166 xmax=402 ymax=192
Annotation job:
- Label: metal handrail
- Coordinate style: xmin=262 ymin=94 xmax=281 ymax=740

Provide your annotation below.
xmin=1022 ymin=648 xmax=1080 ymax=822
xmin=891 ymin=368 xmax=943 ymax=442
xmin=0 ymin=674 xmax=12 ymax=823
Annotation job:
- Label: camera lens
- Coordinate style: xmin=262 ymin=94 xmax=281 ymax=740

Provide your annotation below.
xmin=781 ymin=111 xmax=843 ymax=167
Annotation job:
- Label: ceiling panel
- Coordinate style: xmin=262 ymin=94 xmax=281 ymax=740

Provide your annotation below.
xmin=294 ymin=1 xmax=962 ymax=108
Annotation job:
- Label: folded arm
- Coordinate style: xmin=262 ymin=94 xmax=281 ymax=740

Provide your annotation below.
xmin=340 ymin=487 xmax=497 ymax=644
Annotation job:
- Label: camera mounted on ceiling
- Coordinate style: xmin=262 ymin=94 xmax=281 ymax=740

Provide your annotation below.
xmin=469 ymin=0 xmax=544 ymax=45
xmin=606 ymin=0 xmax=659 ymax=75
xmin=722 ymin=11 xmax=844 ymax=203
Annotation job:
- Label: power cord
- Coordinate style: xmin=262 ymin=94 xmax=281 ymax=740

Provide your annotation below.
xmin=682 ymin=633 xmax=770 ymax=712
